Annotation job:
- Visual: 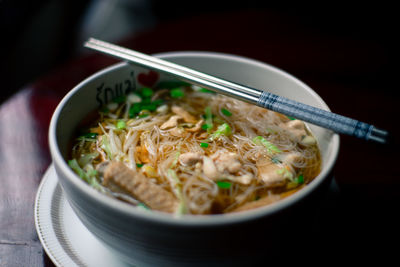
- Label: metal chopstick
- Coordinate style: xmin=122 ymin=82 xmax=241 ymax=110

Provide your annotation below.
xmin=84 ymin=38 xmax=388 ymax=144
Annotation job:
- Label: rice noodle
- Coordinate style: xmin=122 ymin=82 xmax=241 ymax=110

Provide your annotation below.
xmin=69 ymin=85 xmax=321 ymax=215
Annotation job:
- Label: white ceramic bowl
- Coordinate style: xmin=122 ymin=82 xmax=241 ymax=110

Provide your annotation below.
xmin=49 ymin=52 xmax=339 ymax=266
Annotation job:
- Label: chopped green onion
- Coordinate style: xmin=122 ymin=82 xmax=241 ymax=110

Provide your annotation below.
xmin=216 ymin=181 xmax=232 ymax=189
xmin=221 ymin=108 xmax=232 ymax=117
xmin=69 ymin=159 xmax=102 ymax=191
xmin=68 ymin=159 xmax=89 ymax=183
xmin=287 ymin=115 xmax=296 ymax=120
xmin=112 ymin=95 xmax=126 ymax=103
xmin=79 ymin=132 xmax=98 ymax=139
xmin=204 ymin=106 xmax=214 ymax=133
xmin=116 ymin=120 xmax=126 ymax=129
xmin=166 ymin=169 xmax=187 ymax=215
xmin=201 ymin=114 xmax=216 ymax=119
xmin=296 ymin=174 xmax=304 ymax=184
xmin=151 ymin=99 xmax=164 ymax=106
xmin=129 ymin=103 xmax=142 ymax=118
xmin=209 ymin=123 xmax=231 ymax=140
xmin=200 ymin=142 xmax=209 ymax=148
xmin=201 ymin=124 xmax=211 ymax=130
xmin=199 ymin=88 xmax=215 ymax=94
xmin=170 ymin=88 xmax=185 ymax=98
xmin=141 ymin=103 xmax=157 ymax=111
xmin=276 ymin=168 xmax=294 ymax=180
xmin=137 ymin=202 xmax=150 ymax=210
xmin=138 ymin=113 xmax=149 ymax=118
xmin=140 ymin=87 xmax=154 ymax=98
xmin=254 ymin=195 xmax=261 ymax=201
xmin=252 ymin=136 xmax=282 ymax=154
xmin=287 ymin=174 xmax=304 ymax=189
xmin=101 ymin=107 xmax=110 ymax=114
xmin=141 ymin=97 xmax=151 ymax=104
xmin=136 ymin=163 xmax=144 ymax=168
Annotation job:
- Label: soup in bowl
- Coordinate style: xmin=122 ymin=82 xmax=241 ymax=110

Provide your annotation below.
xmin=49 ymin=52 xmax=339 ymax=266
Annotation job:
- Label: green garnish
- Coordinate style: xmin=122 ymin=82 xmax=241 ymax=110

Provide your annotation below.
xmin=137 ymin=202 xmax=150 ymax=210
xmin=138 ymin=113 xmax=150 ymax=118
xmin=199 ymin=88 xmax=215 ymax=94
xmin=129 ymin=104 xmax=141 ymax=118
xmin=116 ymin=120 xmax=126 ymax=129
xmin=79 ymin=132 xmax=98 ymax=140
xmin=201 ymin=124 xmax=211 ymax=130
xmin=276 ymin=168 xmax=294 ymax=180
xmin=216 ymin=181 xmax=232 ymax=189
xmin=136 ymin=163 xmax=144 ymax=168
xmin=252 ymin=136 xmax=282 ymax=154
xmin=167 ymin=169 xmax=187 ymax=215
xmin=101 ymin=107 xmax=110 ymax=114
xmin=296 ymin=174 xmax=304 ymax=184
xmin=112 ymin=95 xmax=126 ymax=104
xmin=200 ymin=142 xmax=209 ymax=148
xmin=286 ymin=174 xmax=304 ymax=189
xmin=68 ymin=159 xmax=100 ymax=190
xmin=68 ymin=159 xmax=88 ymax=182
xmin=128 ymin=98 xmax=163 ymax=118
xmin=209 ymin=123 xmax=231 ymax=140
xmin=151 ymin=99 xmax=164 ymax=106
xmin=221 ymin=108 xmax=232 ymax=117
xmin=287 ymin=115 xmax=296 ymax=120
xmin=140 ymin=87 xmax=154 ymax=98
xmin=204 ymin=106 xmax=214 ymax=133
xmin=141 ymin=103 xmax=157 ymax=112
xmin=170 ymin=88 xmax=185 ymax=98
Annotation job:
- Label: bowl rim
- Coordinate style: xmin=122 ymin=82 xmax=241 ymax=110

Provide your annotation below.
xmin=49 ymin=51 xmax=340 ymax=227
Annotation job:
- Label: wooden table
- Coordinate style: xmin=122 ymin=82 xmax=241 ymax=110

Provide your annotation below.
xmin=1 ymin=8 xmax=398 ymax=266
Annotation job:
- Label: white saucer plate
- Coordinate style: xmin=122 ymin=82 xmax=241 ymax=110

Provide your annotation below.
xmin=34 ymin=165 xmax=131 ymax=267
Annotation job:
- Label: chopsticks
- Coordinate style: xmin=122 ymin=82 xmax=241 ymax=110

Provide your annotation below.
xmin=84 ymin=38 xmax=388 ymax=144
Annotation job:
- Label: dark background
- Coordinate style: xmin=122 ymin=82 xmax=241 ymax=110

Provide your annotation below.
xmin=0 ymin=0 xmax=398 ymax=265
xmin=1 ymin=1 xmax=396 ymax=103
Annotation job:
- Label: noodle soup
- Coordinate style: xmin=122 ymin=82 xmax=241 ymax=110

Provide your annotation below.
xmin=68 ymin=82 xmax=321 ymax=215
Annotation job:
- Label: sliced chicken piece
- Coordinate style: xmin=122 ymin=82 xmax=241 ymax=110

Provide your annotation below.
xmin=226 ymin=173 xmax=253 ymax=185
xmin=257 ymin=157 xmax=287 ymax=186
xmin=280 ymin=120 xmax=316 ymax=146
xmin=282 ymin=152 xmax=302 ymax=167
xmin=281 ymin=120 xmax=306 ymax=142
xmin=169 ymin=127 xmax=188 ymax=138
xmin=160 ymin=115 xmax=182 ymax=130
xmin=186 ymin=119 xmax=204 ymax=132
xmin=103 ymin=162 xmax=178 ymax=213
xmin=211 ymin=151 xmax=242 ymax=173
xmin=171 ymin=106 xmax=197 ymax=123
xmin=179 ymin=152 xmax=203 ymax=166
xmin=202 ymin=156 xmax=219 ymax=180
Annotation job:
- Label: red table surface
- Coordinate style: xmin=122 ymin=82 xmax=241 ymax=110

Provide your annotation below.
xmin=0 ymin=9 xmax=398 ymax=266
